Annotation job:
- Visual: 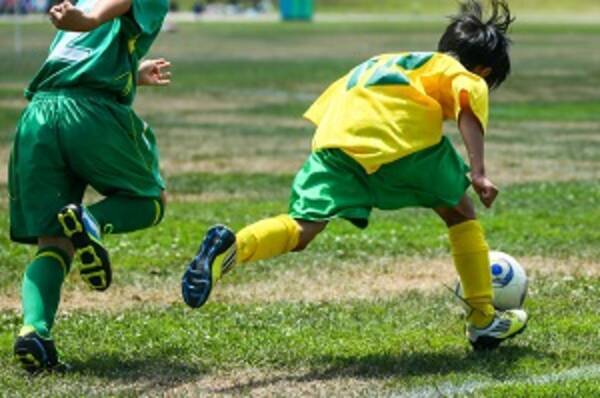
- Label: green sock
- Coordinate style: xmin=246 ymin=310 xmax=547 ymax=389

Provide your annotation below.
xmin=21 ymin=247 xmax=71 ymax=338
xmin=88 ymin=195 xmax=164 ymax=235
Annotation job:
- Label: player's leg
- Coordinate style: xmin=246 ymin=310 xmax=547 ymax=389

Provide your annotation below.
xmin=435 ymin=196 xmax=527 ymax=350
xmin=57 ymin=96 xmax=166 ymax=290
xmin=182 ymin=149 xmax=372 ymax=308
xmin=181 ymin=216 xmax=328 ymax=308
xmin=435 ymin=194 xmax=495 ymax=327
xmin=60 ymin=100 xmax=166 ymax=233
xmin=14 ymin=237 xmax=73 ymax=374
xmin=8 ymin=98 xmax=82 ymax=372
xmin=294 ymin=220 xmax=328 ymax=251
xmin=86 ymin=190 xmax=167 ymax=235
xmin=371 ymin=136 xmax=526 ymax=349
xmin=238 ymin=217 xmax=327 ymax=262
xmin=8 ymin=97 xmax=86 ymax=247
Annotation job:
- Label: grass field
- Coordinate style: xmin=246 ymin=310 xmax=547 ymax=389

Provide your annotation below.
xmin=171 ymin=0 xmax=600 ymax=15
xmin=313 ymin=0 xmax=600 ymax=14
xmin=313 ymin=0 xmax=600 ymax=13
xmin=1 ymin=16 xmax=600 ymax=397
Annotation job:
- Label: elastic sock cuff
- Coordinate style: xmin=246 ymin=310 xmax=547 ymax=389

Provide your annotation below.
xmin=449 ymin=219 xmax=482 ymax=236
xmin=449 ymin=220 xmax=489 ymax=255
xmin=276 ymin=214 xmax=301 ymax=251
xmin=36 ymin=247 xmax=72 ymax=275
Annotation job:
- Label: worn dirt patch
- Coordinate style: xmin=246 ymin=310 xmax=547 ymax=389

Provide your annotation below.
xmin=135 ymin=95 xmax=251 ymax=114
xmin=0 ymin=82 xmax=24 ymax=91
xmin=166 ymin=190 xmax=288 ymax=203
xmin=215 ymin=256 xmax=599 ymax=304
xmin=161 ymin=154 xmax=307 ymax=176
xmin=0 ymin=98 xmax=26 ymax=110
xmin=0 ymin=145 xmax=9 ymax=184
xmin=162 ymin=368 xmax=383 ymax=398
xmin=179 ymin=112 xmax=308 ymax=129
xmin=1 ymin=257 xmax=597 ymax=312
xmin=486 ymin=154 xmax=599 ymax=185
xmin=0 ymin=281 xmax=177 ymax=313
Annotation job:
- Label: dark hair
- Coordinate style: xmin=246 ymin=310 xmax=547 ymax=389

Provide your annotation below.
xmin=438 ymin=0 xmax=515 ymax=89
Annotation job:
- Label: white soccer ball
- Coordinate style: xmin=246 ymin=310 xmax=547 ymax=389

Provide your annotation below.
xmin=455 ymin=251 xmax=528 ymax=311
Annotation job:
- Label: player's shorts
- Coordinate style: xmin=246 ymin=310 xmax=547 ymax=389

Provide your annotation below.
xmin=8 ymin=88 xmax=165 ymax=244
xmin=289 ymin=136 xmax=470 ymax=228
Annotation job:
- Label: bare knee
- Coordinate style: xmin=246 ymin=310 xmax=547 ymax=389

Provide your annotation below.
xmin=435 ymin=195 xmax=477 ymax=228
xmin=38 ymin=236 xmax=74 ymax=258
xmin=294 ymin=220 xmax=327 ymax=251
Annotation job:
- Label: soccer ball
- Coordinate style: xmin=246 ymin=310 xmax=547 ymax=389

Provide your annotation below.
xmin=455 ymin=251 xmax=528 ymax=311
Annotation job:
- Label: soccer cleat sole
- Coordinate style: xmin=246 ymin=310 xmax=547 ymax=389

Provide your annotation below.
xmin=58 ymin=207 xmax=112 ymax=291
xmin=14 ymin=336 xmax=68 ymax=375
xmin=181 ymin=258 xmax=213 ymax=309
xmin=181 ymin=225 xmax=235 ymax=309
xmin=470 ymin=323 xmax=528 ymax=351
xmin=14 ymin=349 xmax=42 ymax=374
xmin=14 ymin=353 xmax=68 ymax=374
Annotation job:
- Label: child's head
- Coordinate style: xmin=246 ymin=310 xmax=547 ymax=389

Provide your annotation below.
xmin=438 ymin=0 xmax=515 ymax=89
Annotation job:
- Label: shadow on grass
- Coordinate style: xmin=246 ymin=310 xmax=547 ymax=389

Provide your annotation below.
xmin=68 ymin=347 xmax=206 ymax=393
xmin=213 ymin=345 xmax=554 ymax=394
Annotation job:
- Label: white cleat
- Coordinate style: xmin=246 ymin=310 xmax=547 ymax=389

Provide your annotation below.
xmin=467 ymin=309 xmax=528 ymax=350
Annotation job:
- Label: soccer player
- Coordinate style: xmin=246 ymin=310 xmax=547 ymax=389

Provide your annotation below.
xmin=182 ymin=0 xmax=527 ymax=350
xmin=9 ymin=0 xmax=169 ymax=372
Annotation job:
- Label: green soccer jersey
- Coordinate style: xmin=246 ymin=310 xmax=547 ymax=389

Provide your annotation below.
xmin=26 ymin=0 xmax=168 ymax=105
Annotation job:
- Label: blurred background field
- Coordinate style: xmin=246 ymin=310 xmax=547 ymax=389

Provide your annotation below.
xmin=0 ymin=1 xmax=599 ymax=396
xmin=2 ymin=0 xmax=600 ymax=16
xmin=312 ymin=0 xmax=600 ymax=13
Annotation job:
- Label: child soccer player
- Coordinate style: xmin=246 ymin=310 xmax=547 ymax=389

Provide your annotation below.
xmin=181 ymin=0 xmax=527 ymax=350
xmin=9 ymin=0 xmax=169 ymax=372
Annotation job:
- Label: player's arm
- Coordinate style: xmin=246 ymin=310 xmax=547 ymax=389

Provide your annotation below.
xmin=458 ymin=91 xmax=499 ymax=208
xmin=49 ymin=0 xmax=132 ymax=32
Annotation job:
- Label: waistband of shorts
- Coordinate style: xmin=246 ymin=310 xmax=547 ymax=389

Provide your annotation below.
xmin=28 ymin=87 xmax=120 ymax=102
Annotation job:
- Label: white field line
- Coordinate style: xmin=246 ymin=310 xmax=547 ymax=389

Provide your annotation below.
xmin=393 ymin=364 xmax=600 ymax=398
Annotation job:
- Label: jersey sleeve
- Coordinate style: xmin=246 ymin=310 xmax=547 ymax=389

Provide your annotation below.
xmin=304 ymin=77 xmax=346 ymax=126
xmin=131 ymin=0 xmax=169 ymax=35
xmin=450 ymin=74 xmax=489 ymax=132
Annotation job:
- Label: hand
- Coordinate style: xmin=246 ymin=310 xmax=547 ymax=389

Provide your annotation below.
xmin=471 ymin=174 xmax=499 ymax=208
xmin=138 ymin=59 xmax=172 ymax=87
xmin=49 ymin=1 xmax=98 ymax=32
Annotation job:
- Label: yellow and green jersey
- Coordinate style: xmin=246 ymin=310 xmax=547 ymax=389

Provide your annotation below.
xmin=26 ymin=0 xmax=168 ymax=105
xmin=305 ymin=52 xmax=489 ymax=174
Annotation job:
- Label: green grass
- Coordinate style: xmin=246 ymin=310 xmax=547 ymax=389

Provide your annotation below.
xmin=492 ymin=101 xmax=600 ymax=122
xmin=0 ymin=18 xmax=599 ymax=397
xmin=1 ymin=180 xmax=598 ymax=289
xmin=1 ymin=277 xmax=599 ymax=396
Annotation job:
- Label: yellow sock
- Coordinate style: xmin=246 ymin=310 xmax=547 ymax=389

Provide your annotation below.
xmin=236 ymin=214 xmax=301 ymax=264
xmin=449 ymin=220 xmax=495 ymax=328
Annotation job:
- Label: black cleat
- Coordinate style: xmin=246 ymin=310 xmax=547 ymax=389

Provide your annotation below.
xmin=14 ymin=329 xmax=68 ymax=374
xmin=181 ymin=225 xmax=237 ymax=308
xmin=58 ymin=204 xmax=111 ymax=291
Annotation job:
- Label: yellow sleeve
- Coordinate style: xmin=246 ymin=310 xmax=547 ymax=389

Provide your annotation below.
xmin=304 ymin=77 xmax=346 ymax=126
xmin=451 ymin=74 xmax=489 ymax=132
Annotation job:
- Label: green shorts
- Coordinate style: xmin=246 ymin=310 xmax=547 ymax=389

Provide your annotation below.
xmin=8 ymin=89 xmax=165 ymax=244
xmin=289 ymin=136 xmax=470 ymax=228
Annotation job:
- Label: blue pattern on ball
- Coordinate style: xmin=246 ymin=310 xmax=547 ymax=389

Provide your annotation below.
xmin=491 ymin=264 xmax=503 ymax=276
